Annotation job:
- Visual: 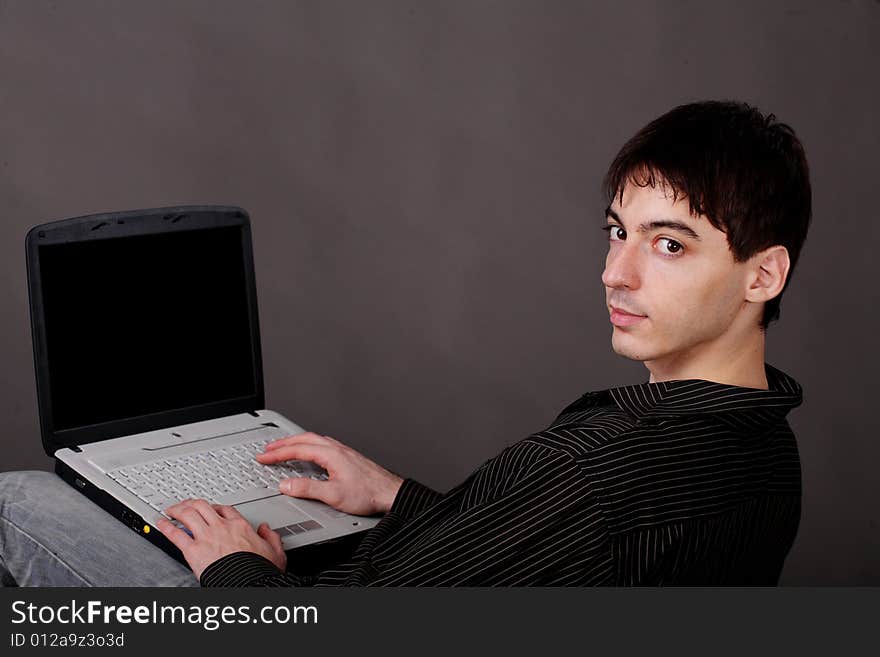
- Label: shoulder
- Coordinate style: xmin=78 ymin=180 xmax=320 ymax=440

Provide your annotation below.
xmin=525 ymin=399 xmax=643 ymax=457
xmin=526 ymin=402 xmax=785 ymax=483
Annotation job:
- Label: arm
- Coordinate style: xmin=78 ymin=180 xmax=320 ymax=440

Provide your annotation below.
xmin=200 ymin=440 xmax=611 ymax=586
xmin=361 ymin=446 xmax=609 ymax=586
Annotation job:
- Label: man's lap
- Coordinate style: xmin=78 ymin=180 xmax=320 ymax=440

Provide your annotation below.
xmin=0 ymin=470 xmax=198 ymax=587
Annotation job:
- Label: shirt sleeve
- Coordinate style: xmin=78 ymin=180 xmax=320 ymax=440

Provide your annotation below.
xmin=201 ymin=442 xmax=611 ymax=586
xmin=387 ymin=478 xmax=444 ymax=520
xmin=355 ymin=444 xmax=610 ymax=585
xmin=200 ymin=551 xmax=304 ymax=587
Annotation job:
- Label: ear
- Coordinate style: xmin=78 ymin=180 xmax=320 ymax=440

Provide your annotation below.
xmin=744 ymin=246 xmax=790 ymax=304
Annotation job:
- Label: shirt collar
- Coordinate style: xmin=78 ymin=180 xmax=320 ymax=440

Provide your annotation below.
xmin=592 ymin=363 xmax=803 ymax=431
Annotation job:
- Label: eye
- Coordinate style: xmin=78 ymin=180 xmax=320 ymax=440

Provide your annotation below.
xmin=602 ymin=225 xmax=625 ymax=241
xmin=656 ymin=237 xmax=684 ymax=256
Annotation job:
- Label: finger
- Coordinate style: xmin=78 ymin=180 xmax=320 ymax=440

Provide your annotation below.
xmin=163 ymin=499 xmax=191 ymax=517
xmin=166 ymin=497 xmax=200 ymax=511
xmin=279 ymin=476 xmax=334 ymax=504
xmin=165 ymin=505 xmax=210 ymax=537
xmin=186 ymin=499 xmax=222 ymax=525
xmin=256 ymin=443 xmax=334 ymax=468
xmin=264 ymin=432 xmax=331 ymax=451
xmin=155 ymin=517 xmax=195 ymax=551
xmin=170 ymin=498 xmax=217 ymax=525
xmin=211 ymin=504 xmax=243 ymax=521
xmin=257 ymin=522 xmax=284 ymax=557
xmin=264 ymin=431 xmax=327 ymax=450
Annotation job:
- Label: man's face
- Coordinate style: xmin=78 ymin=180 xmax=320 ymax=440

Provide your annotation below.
xmin=601 ymin=180 xmax=754 ymax=368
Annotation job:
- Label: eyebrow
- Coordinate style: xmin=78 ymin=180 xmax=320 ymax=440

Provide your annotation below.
xmin=605 ymin=206 xmax=702 ymax=242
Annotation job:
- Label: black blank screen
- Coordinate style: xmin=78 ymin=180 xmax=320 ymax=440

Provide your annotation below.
xmin=39 ymin=226 xmax=256 ymax=431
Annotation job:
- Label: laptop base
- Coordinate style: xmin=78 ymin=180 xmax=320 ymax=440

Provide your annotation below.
xmin=55 ymin=460 xmax=370 ymax=577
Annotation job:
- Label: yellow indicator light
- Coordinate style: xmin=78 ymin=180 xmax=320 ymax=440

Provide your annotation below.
xmin=143 ymin=525 xmax=151 ymax=534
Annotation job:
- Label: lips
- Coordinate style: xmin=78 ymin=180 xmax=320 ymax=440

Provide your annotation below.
xmin=610 ymin=305 xmax=646 ymax=318
xmin=609 ymin=305 xmax=647 ymax=327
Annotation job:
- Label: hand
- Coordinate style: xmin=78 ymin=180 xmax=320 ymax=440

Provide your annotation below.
xmin=155 ymin=499 xmax=287 ymax=580
xmin=256 ymin=432 xmax=404 ymax=516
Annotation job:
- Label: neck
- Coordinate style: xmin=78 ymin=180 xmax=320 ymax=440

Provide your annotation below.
xmin=645 ymin=323 xmax=769 ymax=390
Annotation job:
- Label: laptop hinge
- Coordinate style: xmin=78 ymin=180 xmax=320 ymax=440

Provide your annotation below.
xmin=69 ymin=445 xmax=83 ymax=453
xmin=248 ymin=411 xmax=260 ymax=418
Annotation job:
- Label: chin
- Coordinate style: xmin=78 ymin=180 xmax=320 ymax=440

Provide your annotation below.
xmin=611 ymin=335 xmax=645 ymax=362
xmin=611 ymin=331 xmax=660 ymax=363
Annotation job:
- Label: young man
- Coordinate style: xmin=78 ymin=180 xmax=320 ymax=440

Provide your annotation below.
xmin=0 ymin=100 xmax=811 ymax=586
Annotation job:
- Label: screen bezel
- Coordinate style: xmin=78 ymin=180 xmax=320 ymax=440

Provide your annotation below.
xmin=26 ymin=205 xmax=265 ymax=455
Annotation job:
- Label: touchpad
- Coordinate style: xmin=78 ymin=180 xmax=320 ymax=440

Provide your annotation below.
xmin=233 ymin=496 xmax=312 ymax=529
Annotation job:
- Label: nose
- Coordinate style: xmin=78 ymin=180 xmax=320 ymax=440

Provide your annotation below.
xmin=601 ymin=242 xmax=641 ymax=290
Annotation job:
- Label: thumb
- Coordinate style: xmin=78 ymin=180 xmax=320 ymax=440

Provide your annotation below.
xmin=257 ymin=522 xmax=284 ymax=556
xmin=279 ymin=476 xmax=321 ymax=500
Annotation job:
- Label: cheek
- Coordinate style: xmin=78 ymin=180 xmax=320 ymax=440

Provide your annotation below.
xmin=675 ymin=272 xmax=742 ymax=333
xmin=644 ymin=262 xmax=695 ymax=314
xmin=644 ymin=263 xmax=732 ymax=331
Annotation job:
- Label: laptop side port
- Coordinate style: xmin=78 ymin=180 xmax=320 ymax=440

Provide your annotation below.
xmin=120 ymin=509 xmax=146 ymax=533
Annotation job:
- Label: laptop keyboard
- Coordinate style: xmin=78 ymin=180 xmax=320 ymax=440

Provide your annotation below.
xmin=107 ymin=438 xmax=328 ymax=516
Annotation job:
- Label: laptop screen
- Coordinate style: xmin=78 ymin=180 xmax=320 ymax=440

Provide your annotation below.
xmin=38 ymin=226 xmax=257 ymax=432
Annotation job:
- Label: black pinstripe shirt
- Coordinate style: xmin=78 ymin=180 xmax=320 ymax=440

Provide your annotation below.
xmin=200 ymin=362 xmax=803 ymax=586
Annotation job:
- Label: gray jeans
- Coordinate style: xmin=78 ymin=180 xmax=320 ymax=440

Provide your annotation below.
xmin=0 ymin=470 xmax=199 ymax=587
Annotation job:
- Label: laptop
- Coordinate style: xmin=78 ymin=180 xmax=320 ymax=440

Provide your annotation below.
xmin=26 ymin=205 xmax=379 ymax=565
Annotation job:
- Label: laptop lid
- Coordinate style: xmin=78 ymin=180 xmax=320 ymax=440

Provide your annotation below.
xmin=26 ymin=205 xmax=265 ymax=456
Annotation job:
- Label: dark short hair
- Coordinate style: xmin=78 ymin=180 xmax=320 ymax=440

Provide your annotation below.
xmin=603 ymin=100 xmax=812 ymax=330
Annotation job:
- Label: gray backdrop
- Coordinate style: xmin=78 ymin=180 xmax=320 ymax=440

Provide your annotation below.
xmin=1 ymin=0 xmax=877 ymax=585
